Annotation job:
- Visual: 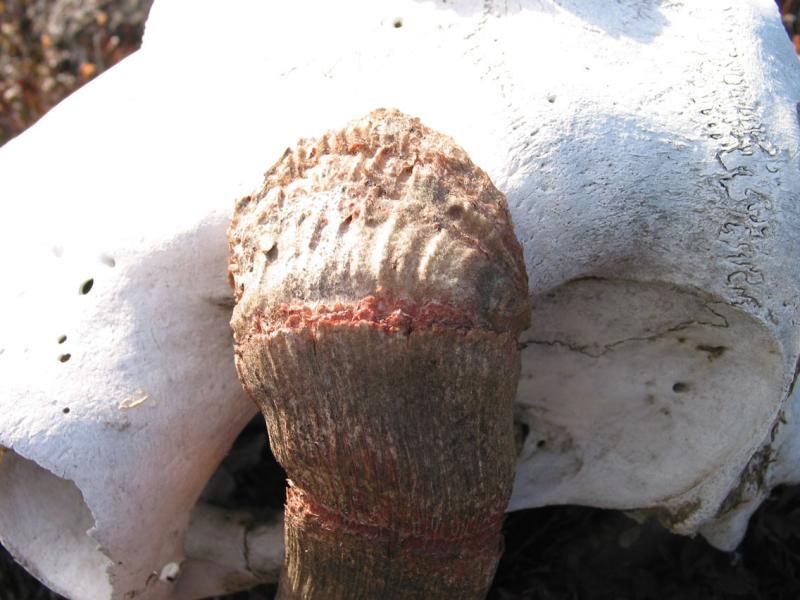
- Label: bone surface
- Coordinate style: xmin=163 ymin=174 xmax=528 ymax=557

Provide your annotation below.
xmin=0 ymin=1 xmax=799 ymax=599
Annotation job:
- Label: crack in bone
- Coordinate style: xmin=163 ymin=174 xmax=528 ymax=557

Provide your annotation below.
xmin=519 ymin=304 xmax=730 ymax=358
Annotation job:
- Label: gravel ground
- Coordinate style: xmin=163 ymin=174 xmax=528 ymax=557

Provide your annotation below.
xmin=0 ymin=0 xmax=153 ymax=145
xmin=2 ymin=2 xmax=800 ymax=599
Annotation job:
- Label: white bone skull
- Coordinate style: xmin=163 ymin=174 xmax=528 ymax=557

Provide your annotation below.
xmin=1 ymin=0 xmax=799 ymax=598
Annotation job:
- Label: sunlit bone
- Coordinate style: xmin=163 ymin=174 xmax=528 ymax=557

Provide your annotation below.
xmin=0 ymin=0 xmax=799 ymax=598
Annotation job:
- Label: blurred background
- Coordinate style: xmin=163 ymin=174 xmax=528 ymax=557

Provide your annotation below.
xmin=0 ymin=0 xmax=153 ymax=146
xmin=2 ymin=1 xmax=800 ymax=599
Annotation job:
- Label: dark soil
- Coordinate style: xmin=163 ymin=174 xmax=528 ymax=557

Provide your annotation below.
xmin=5 ymin=416 xmax=800 ymax=600
xmin=0 ymin=0 xmax=153 ymax=145
xmin=204 ymin=420 xmax=800 ymax=600
xmin=489 ymin=486 xmax=800 ymax=600
xmin=2 ymin=1 xmax=800 ymax=599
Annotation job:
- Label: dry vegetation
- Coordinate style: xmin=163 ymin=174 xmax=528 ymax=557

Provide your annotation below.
xmin=0 ymin=0 xmax=153 ymax=145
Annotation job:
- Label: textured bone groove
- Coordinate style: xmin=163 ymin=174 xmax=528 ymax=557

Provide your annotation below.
xmin=230 ymin=109 xmax=530 ymax=599
xmin=228 ymin=108 xmax=530 ymax=339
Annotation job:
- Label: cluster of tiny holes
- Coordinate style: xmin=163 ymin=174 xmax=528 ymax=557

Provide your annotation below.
xmin=57 ymin=277 xmax=91 ymax=363
xmin=57 ymin=255 xmax=115 ymax=365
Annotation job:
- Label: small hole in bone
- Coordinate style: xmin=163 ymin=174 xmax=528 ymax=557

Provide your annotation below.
xmin=99 ymin=254 xmax=116 ymax=268
xmin=672 ymin=382 xmax=690 ymax=393
xmin=537 ymin=439 xmax=547 ymax=448
xmin=62 ymin=407 xmax=70 ymax=414
xmin=393 ymin=18 xmax=403 ymax=28
xmin=57 ymin=335 xmax=67 ymax=344
xmin=59 ymin=353 xmax=71 ymax=363
xmin=79 ymin=279 xmax=94 ymax=295
xmin=159 ymin=562 xmax=180 ymax=583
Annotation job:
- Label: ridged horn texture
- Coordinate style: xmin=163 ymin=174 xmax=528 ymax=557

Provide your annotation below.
xmin=229 ymin=108 xmax=531 ymax=599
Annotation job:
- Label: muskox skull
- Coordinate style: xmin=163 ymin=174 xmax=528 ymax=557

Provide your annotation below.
xmin=1 ymin=0 xmax=798 ymax=598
